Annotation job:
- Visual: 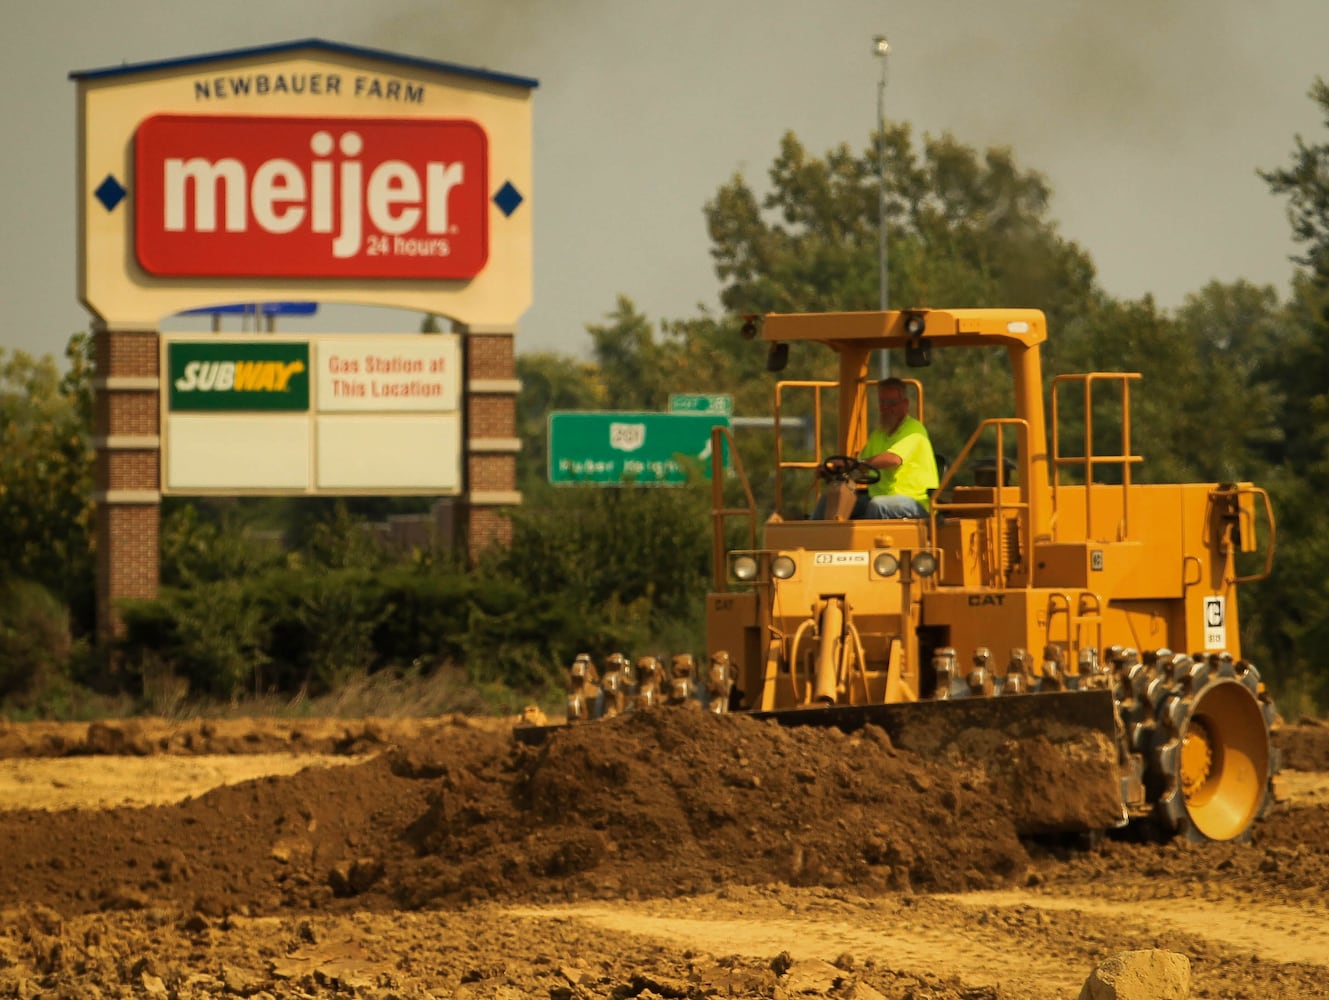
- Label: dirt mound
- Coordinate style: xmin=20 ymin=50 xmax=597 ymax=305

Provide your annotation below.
xmin=1277 ymin=718 xmax=1329 ymax=771
xmin=3 ymin=712 xmax=1329 ymax=999
xmin=0 ymin=708 xmax=1039 ymax=918
xmin=400 ymin=708 xmax=1032 ymax=906
xmin=3 ymin=709 xmax=1326 ymax=919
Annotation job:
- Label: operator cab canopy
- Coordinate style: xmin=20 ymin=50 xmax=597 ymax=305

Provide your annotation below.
xmin=750 ymin=307 xmax=1048 ymax=429
xmin=751 ymin=308 xmax=1048 ymax=357
xmin=747 ymin=308 xmax=1051 ymax=523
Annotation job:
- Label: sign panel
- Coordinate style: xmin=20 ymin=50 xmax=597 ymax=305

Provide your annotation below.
xmin=166 ymin=414 xmax=310 ymax=490
xmin=317 ymin=413 xmax=462 ymax=490
xmin=135 ymin=115 xmax=488 ymax=279
xmin=549 ymin=411 xmax=729 ymax=485
xmin=1203 ymin=595 xmax=1227 ymax=650
xmin=316 ymin=335 xmax=459 ymax=411
xmin=178 ymin=302 xmax=319 ymax=317
xmin=812 ymin=552 xmax=870 ymax=566
xmin=668 ymin=393 xmax=733 ymax=417
xmin=162 ymin=333 xmax=462 ymax=495
xmin=167 ymin=340 xmax=311 ymax=411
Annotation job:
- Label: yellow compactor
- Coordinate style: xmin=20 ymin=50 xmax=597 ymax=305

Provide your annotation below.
xmin=700 ymin=308 xmax=1279 ymax=842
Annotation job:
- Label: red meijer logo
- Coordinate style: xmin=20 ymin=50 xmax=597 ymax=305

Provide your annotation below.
xmin=134 ymin=114 xmax=489 ymax=279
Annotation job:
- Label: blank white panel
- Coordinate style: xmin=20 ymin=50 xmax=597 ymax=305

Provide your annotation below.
xmin=166 ymin=415 xmax=310 ymax=490
xmin=316 ymin=413 xmax=462 ymax=491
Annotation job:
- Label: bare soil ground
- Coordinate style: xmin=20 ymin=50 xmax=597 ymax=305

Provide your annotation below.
xmin=1 ymin=710 xmax=1328 ymax=999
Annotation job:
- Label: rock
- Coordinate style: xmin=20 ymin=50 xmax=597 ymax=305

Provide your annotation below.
xmin=270 ymin=836 xmax=313 ymax=865
xmin=328 ymin=857 xmax=385 ymax=896
xmin=517 ymin=705 xmax=548 ymax=726
xmin=1079 ymin=950 xmax=1191 ymax=1000
xmin=456 ymin=980 xmax=527 ymax=1000
xmin=778 ymin=959 xmax=843 ymax=996
xmin=221 ymin=962 xmax=265 ymax=995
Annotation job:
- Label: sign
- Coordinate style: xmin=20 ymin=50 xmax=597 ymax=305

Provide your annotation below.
xmin=73 ymin=40 xmax=536 ymax=327
xmin=315 ymin=337 xmax=459 ymax=411
xmin=549 ymin=412 xmax=729 ymax=485
xmin=178 ymin=302 xmax=319 ymax=317
xmin=812 ymin=552 xmax=870 ymax=566
xmin=168 ymin=341 xmax=311 ymax=411
xmin=162 ymin=333 xmax=462 ymax=494
xmin=668 ymin=393 xmax=733 ymax=416
xmin=135 ymin=115 xmax=488 ymax=279
xmin=1203 ymin=596 xmax=1227 ymax=650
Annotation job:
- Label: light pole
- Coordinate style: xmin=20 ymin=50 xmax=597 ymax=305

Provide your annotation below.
xmin=873 ymin=34 xmax=890 ymax=379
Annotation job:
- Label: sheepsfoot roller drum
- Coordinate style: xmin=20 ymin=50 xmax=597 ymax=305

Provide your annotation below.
xmin=1121 ymin=650 xmax=1279 ymax=842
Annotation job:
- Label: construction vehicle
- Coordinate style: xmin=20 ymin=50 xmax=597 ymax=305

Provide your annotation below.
xmin=520 ymin=306 xmax=1279 ymax=844
xmin=701 ymin=307 xmax=1278 ymax=842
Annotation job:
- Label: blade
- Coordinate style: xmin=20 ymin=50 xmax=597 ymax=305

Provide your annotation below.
xmin=751 ymin=691 xmax=1124 ymax=835
xmin=514 ymin=690 xmax=1125 ymax=836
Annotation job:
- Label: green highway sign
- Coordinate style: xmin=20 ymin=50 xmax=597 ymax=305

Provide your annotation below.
xmin=549 ymin=411 xmax=730 ymax=485
xmin=668 ymin=392 xmax=734 ymax=416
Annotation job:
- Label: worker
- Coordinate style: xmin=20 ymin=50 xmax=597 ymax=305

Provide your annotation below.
xmin=816 ymin=377 xmax=939 ymax=519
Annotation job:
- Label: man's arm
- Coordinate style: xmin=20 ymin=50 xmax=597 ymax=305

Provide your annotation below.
xmin=861 ymin=449 xmax=903 ymax=470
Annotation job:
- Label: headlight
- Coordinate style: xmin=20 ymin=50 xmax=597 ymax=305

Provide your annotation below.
xmin=771 ymin=556 xmax=797 ymax=580
xmin=873 ymin=552 xmax=899 ymax=577
xmin=912 ymin=551 xmax=938 ymax=577
xmin=732 ymin=555 xmax=758 ymax=581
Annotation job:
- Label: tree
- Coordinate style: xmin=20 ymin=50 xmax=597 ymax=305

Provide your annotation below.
xmin=706 ymin=128 xmax=1098 ymax=332
xmin=515 ymin=351 xmax=604 ymax=489
xmin=1168 ymin=281 xmax=1288 ymax=482
xmin=586 ymin=296 xmax=670 ymax=409
xmin=0 ymin=334 xmax=95 ymax=628
xmin=1260 ymin=78 xmax=1329 ymax=285
xmin=700 ymin=128 xmax=1105 ymax=468
xmin=1247 ymin=78 xmax=1329 ymax=704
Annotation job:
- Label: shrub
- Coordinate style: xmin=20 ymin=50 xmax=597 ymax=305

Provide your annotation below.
xmin=0 ymin=578 xmax=73 ymax=702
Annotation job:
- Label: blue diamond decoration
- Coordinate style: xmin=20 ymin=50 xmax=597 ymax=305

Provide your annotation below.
xmin=95 ymin=174 xmax=126 ymax=212
xmin=492 ymin=181 xmax=523 ymax=217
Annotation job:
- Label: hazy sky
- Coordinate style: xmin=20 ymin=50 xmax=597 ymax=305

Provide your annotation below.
xmin=3 ymin=0 xmax=1327 ymax=362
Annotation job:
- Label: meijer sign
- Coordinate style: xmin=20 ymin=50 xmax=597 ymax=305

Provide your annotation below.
xmin=73 ymin=40 xmax=536 ymax=325
xmin=135 ymin=115 xmax=488 ymax=279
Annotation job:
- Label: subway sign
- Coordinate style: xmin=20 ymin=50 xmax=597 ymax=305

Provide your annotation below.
xmin=168 ymin=341 xmax=311 ymax=411
xmin=134 ymin=114 xmax=489 ymax=279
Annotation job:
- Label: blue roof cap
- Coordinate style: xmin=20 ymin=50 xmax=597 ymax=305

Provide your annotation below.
xmin=69 ymin=37 xmax=538 ymax=90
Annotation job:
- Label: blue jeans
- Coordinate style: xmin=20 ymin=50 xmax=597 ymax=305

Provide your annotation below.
xmin=815 ymin=492 xmax=928 ymax=520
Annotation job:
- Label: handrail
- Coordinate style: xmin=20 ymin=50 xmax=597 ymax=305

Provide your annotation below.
xmin=929 ymin=417 xmax=1031 ymax=586
xmin=773 ymin=380 xmax=835 ymax=514
xmin=1045 ymin=591 xmax=1105 ymax=668
xmin=710 ymin=425 xmax=757 ymax=592
xmin=1227 ymin=485 xmax=1277 ymax=584
xmin=1050 ymin=372 xmax=1143 ymax=541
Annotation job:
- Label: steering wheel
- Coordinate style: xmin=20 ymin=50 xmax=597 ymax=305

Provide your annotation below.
xmin=820 ymin=454 xmax=881 ymax=486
